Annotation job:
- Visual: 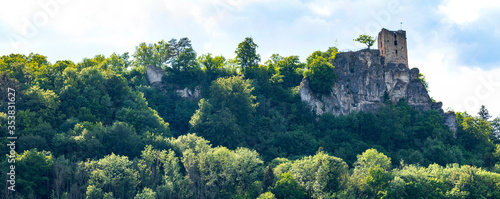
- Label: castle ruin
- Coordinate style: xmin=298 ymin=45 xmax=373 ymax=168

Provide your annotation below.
xmin=378 ymin=28 xmax=408 ymax=66
xmin=299 ymin=28 xmax=457 ymax=136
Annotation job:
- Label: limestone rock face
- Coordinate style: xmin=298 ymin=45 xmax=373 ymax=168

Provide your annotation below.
xmin=175 ymin=86 xmax=201 ymax=101
xmin=299 ymin=49 xmax=457 ymax=136
xmin=147 ymin=65 xmax=164 ymax=87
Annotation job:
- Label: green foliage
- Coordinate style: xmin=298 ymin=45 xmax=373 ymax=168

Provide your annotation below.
xmin=456 ymin=112 xmax=494 ymax=153
xmin=423 ymin=138 xmax=448 ymax=165
xmin=21 ymin=85 xmax=61 ymax=126
xmin=263 ymin=164 xmax=275 ymax=191
xmin=190 ymin=76 xmax=256 ymax=148
xmin=235 ymin=37 xmax=261 ymax=70
xmin=86 ymin=185 xmax=105 ymax=199
xmin=365 ymin=165 xmax=392 ymax=198
xmin=135 ymin=187 xmax=157 ymax=199
xmin=104 ymin=122 xmax=143 ymax=158
xmin=388 ymin=163 xmax=500 ymax=199
xmin=0 ymin=71 xmax=21 ymax=110
xmin=257 ymin=191 xmax=277 ymax=199
xmin=492 ymin=117 xmax=500 ymax=143
xmin=349 ymin=149 xmax=392 ymax=198
xmin=305 ymin=47 xmax=338 ymax=65
xmin=133 ymin=38 xmax=201 ymax=88
xmin=167 ymin=47 xmax=202 ymax=87
xmin=139 ymin=85 xmax=197 ymax=136
xmin=115 ymin=97 xmax=170 ymax=136
xmin=198 ymin=53 xmax=235 ymax=83
xmin=290 ymin=150 xmax=349 ymax=197
xmin=167 ymin=134 xmax=263 ymax=198
xmin=303 ymin=55 xmax=335 ymax=95
xmin=15 ymin=149 xmax=54 ymax=198
xmin=18 ymin=134 xmax=49 ymax=152
xmin=59 ymin=66 xmax=135 ymax=124
xmin=136 ymin=145 xmax=191 ymax=199
xmin=273 ymin=158 xmax=293 ymax=175
xmin=83 ymin=153 xmax=139 ymax=199
xmin=354 ymin=34 xmax=376 ymax=49
xmin=209 ymin=75 xmax=257 ymax=123
xmin=3 ymin=39 xmax=500 ymax=198
xmin=419 ymin=72 xmax=429 ymax=91
xmin=101 ymin=52 xmax=131 ymax=73
xmin=0 ymin=53 xmax=51 ymax=88
xmin=133 ymin=40 xmax=170 ymax=68
xmin=190 ymin=99 xmax=242 ymax=149
xmin=123 ymin=65 xmax=149 ymax=89
xmin=199 ymin=53 xmax=225 ymax=73
xmin=273 ymin=55 xmax=305 ymax=88
xmin=273 ymin=172 xmax=306 ymax=199
xmin=355 ymin=148 xmax=392 ymax=170
xmin=478 ymin=105 xmax=492 ymax=121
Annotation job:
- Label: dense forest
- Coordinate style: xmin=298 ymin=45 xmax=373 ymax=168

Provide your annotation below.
xmin=1 ymin=37 xmax=500 ymax=199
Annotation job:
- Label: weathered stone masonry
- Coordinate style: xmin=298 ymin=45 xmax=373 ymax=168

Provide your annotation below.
xmin=300 ymin=28 xmax=458 ymax=137
xmin=378 ymin=28 xmax=408 ymax=67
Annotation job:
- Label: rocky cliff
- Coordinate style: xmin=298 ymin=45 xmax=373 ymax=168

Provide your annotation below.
xmin=299 ymin=49 xmax=457 ymax=136
xmin=147 ymin=65 xmax=164 ymax=87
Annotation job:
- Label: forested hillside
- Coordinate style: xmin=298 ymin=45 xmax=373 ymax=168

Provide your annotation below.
xmin=1 ymin=37 xmax=500 ymax=198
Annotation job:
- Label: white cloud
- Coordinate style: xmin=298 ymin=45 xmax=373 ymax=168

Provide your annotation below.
xmin=409 ymin=26 xmax=500 ymax=117
xmin=306 ymin=0 xmax=343 ymax=17
xmin=438 ymin=0 xmax=500 ymax=26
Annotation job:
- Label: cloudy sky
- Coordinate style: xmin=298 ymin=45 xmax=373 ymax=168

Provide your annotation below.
xmin=1 ymin=0 xmax=500 ymax=117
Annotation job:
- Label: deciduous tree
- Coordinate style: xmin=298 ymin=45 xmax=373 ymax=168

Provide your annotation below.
xmin=354 ymin=35 xmax=375 ymax=49
xmin=235 ymin=37 xmax=260 ymax=70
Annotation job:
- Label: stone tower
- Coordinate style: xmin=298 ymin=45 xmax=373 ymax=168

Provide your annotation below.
xmin=378 ymin=28 xmax=408 ymax=66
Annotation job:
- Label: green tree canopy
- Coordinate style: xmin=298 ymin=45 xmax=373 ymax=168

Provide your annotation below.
xmin=235 ymin=37 xmax=260 ymax=70
xmin=190 ymin=76 xmax=257 ymax=148
xmin=132 ymin=38 xmax=192 ymax=69
xmin=274 ymin=55 xmax=305 ymax=87
xmin=354 ymin=148 xmax=392 ymax=170
xmin=456 ymin=112 xmax=493 ymax=152
xmin=478 ymin=105 xmax=492 ymax=121
xmin=354 ymin=34 xmax=376 ymax=49
xmin=303 ymin=56 xmax=335 ymax=95
xmin=133 ymin=40 xmax=170 ymax=68
xmin=273 ymin=172 xmax=306 ymax=199
xmin=290 ymin=150 xmax=349 ymax=197
xmin=257 ymin=192 xmax=277 ymax=199
xmin=83 ymin=153 xmax=139 ymax=199
xmin=15 ymin=149 xmax=54 ymax=198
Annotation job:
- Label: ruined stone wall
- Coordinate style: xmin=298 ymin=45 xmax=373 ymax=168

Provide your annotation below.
xmin=299 ymin=49 xmax=457 ymax=136
xmin=378 ymin=28 xmax=408 ymax=67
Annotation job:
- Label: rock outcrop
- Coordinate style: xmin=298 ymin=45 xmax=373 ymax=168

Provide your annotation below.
xmin=299 ymin=49 xmax=457 ymax=137
xmin=176 ymin=86 xmax=201 ymax=101
xmin=146 ymin=65 xmax=202 ymax=101
xmin=146 ymin=65 xmax=164 ymax=87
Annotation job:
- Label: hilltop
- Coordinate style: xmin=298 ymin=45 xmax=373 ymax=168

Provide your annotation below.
xmin=1 ymin=29 xmax=499 ymax=198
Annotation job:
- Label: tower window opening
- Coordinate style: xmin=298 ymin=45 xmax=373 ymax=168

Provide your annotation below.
xmin=396 ymin=50 xmax=398 ymax=55
xmin=394 ymin=40 xmax=397 ymax=45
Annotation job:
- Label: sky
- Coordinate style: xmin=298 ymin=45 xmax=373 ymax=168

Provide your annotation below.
xmin=1 ymin=0 xmax=500 ymax=117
